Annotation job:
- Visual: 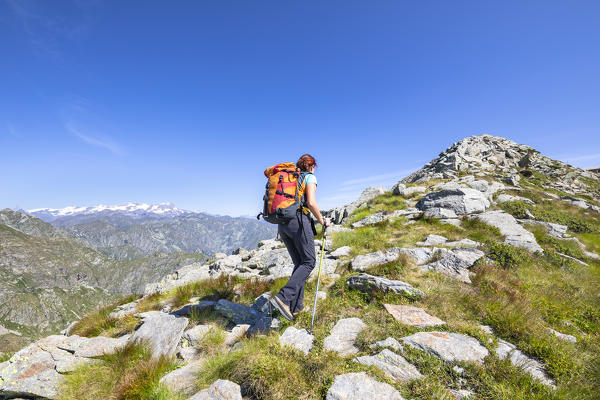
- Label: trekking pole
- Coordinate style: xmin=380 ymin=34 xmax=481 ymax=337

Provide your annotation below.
xmin=309 ymin=224 xmax=327 ymax=335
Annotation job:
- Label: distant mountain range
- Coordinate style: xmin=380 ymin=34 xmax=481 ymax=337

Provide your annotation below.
xmin=0 ymin=203 xmax=276 ymax=350
xmin=21 ymin=202 xmax=277 ymax=260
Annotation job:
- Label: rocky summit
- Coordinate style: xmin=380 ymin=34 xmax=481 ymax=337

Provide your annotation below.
xmin=1 ymin=135 xmax=599 ymax=400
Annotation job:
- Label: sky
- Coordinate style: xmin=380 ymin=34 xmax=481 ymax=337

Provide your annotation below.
xmin=1 ymin=1 xmax=599 ymax=216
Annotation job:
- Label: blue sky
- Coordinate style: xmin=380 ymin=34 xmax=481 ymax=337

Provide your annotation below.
xmin=1 ymin=1 xmax=599 ymax=216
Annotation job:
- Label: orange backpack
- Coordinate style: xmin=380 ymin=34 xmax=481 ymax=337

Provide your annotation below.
xmin=258 ymin=162 xmax=311 ymax=224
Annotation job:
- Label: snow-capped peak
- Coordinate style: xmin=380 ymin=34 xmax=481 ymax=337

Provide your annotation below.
xmin=26 ymin=202 xmax=186 ymax=219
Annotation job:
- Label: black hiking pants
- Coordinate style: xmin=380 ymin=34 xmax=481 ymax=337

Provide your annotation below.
xmin=276 ymin=212 xmax=316 ymax=313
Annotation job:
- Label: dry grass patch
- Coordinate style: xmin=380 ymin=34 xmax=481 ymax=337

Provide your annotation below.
xmin=69 ymin=295 xmax=140 ymax=338
xmin=58 ymin=341 xmax=183 ymax=400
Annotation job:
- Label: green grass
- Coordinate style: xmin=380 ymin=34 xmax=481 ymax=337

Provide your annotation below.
xmin=345 ymin=192 xmax=406 ymax=225
xmin=0 ymin=352 xmax=13 ymax=362
xmin=58 ymin=341 xmax=184 ymax=400
xmin=499 ymin=200 xmax=600 ymax=234
xmin=69 ymin=295 xmax=141 ymax=338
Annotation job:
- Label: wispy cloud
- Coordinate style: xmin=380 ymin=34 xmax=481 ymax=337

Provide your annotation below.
xmin=340 ymin=168 xmax=416 ymax=187
xmin=6 ymin=0 xmax=99 ymax=58
xmin=553 ymin=153 xmax=600 ymax=168
xmin=66 ymin=121 xmax=125 ymax=155
xmin=6 ymin=123 xmax=20 ymax=138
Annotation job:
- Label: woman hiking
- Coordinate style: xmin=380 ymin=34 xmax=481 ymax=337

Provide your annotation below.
xmin=269 ymin=154 xmax=330 ymax=321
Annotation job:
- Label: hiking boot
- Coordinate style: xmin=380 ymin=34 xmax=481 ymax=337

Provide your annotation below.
xmin=293 ymin=306 xmax=309 ymax=317
xmin=270 ymin=296 xmax=293 ymax=321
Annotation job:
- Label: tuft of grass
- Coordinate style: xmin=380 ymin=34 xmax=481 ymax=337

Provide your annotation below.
xmin=0 ymin=352 xmax=13 ymax=363
xmin=499 ymin=200 xmax=599 ymax=234
xmin=69 ymin=295 xmax=140 ymax=338
xmin=58 ymin=341 xmax=184 ymax=400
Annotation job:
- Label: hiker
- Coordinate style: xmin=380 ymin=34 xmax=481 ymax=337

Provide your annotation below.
xmin=269 ymin=154 xmax=330 ymax=321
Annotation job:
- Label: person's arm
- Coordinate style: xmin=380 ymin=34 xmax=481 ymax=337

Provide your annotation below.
xmin=305 ymin=183 xmax=330 ymax=226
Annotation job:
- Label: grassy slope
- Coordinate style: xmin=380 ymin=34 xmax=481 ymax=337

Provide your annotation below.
xmin=58 ymin=174 xmax=600 ymax=400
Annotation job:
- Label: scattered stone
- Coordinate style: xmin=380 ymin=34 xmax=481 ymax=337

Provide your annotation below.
xmin=159 ymin=361 xmax=204 ymax=396
xmin=351 ymin=209 xmax=420 ymax=228
xmin=394 ymin=185 xmax=427 ymax=197
xmin=449 ymin=389 xmax=474 ymax=399
xmin=326 ymin=372 xmax=404 ymax=400
xmin=383 ymin=304 xmax=445 ymax=328
xmin=496 ymin=194 xmax=534 ymax=204
xmin=316 ymin=291 xmax=327 ymax=300
xmin=419 ymin=247 xmax=484 ymax=283
xmin=476 ymin=210 xmax=543 ymax=253
xmin=108 ymin=299 xmax=140 ymax=319
xmin=350 ymin=248 xmax=404 ymax=271
xmin=323 ymin=318 xmax=367 ymax=355
xmin=189 ymin=379 xmax=243 ymax=400
xmin=279 ymin=327 xmax=314 ymax=355
xmin=214 ymin=299 xmax=263 ymax=325
xmin=417 ymin=234 xmax=448 ymax=246
xmin=130 ymin=313 xmax=189 ymax=357
xmin=519 ymin=220 xmax=568 ymax=239
xmin=325 ymin=186 xmax=387 ymax=225
xmin=183 ymin=325 xmax=213 ymax=347
xmin=556 ymin=252 xmax=588 ymax=266
xmin=416 ymin=188 xmax=490 ymax=215
xmin=424 ymin=207 xmax=458 ymax=219
xmin=370 ymin=337 xmax=403 ymax=352
xmin=224 ymin=324 xmax=250 ymax=346
xmin=495 ymin=339 xmax=555 ymax=387
xmin=452 ymin=365 xmax=465 ymax=374
xmin=0 ymin=334 xmax=130 ymax=399
xmin=330 ymin=246 xmax=351 ymax=258
xmin=548 ymin=328 xmax=577 ymax=343
xmin=402 ymin=332 xmax=489 ymax=363
xmin=171 ymin=300 xmax=216 ymax=317
xmin=355 ymin=349 xmax=423 ymax=382
xmin=327 ymin=225 xmax=353 ymax=233
xmin=445 ymin=238 xmax=481 ymax=248
xmin=346 ymin=273 xmax=425 ymax=298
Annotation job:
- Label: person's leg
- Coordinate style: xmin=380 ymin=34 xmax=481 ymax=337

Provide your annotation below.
xmin=275 ymin=216 xmax=302 ymax=308
xmin=276 ymin=213 xmax=316 ymax=313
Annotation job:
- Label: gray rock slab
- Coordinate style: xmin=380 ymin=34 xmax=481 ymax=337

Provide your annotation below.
xmin=279 ymin=327 xmax=314 ymax=355
xmin=519 ymin=220 xmax=568 ymax=239
xmin=0 ymin=342 xmax=62 ymax=399
xmin=402 ymin=332 xmax=489 ymax=363
xmin=370 ymin=337 xmax=403 ymax=352
xmin=445 ymin=238 xmax=481 ymax=248
xmin=130 ymin=313 xmax=189 ymax=358
xmin=160 ymin=361 xmax=204 ymax=396
xmin=326 ymin=372 xmax=404 ymax=400
xmin=189 ymin=379 xmax=243 ymax=400
xmin=417 ymin=188 xmax=490 ymax=215
xmin=476 ymin=210 xmax=543 ymax=253
xmin=417 ymin=234 xmax=448 ymax=246
xmin=323 ymin=318 xmax=367 ymax=355
xmin=171 ymin=301 xmax=216 ymax=317
xmin=224 ymin=324 xmax=250 ymax=346
xmin=449 ymin=389 xmax=474 ymax=399
xmin=183 ymin=325 xmax=213 ymax=347
xmin=495 ymin=339 xmax=555 ymax=387
xmin=108 ymin=299 xmax=140 ymax=319
xmin=496 ymin=194 xmax=534 ymax=204
xmin=419 ymin=247 xmax=484 ymax=283
xmin=214 ymin=299 xmax=262 ymax=325
xmin=424 ymin=207 xmax=458 ymax=219
xmin=548 ymin=328 xmax=577 ymax=343
xmin=330 ymin=246 xmax=351 ymax=258
xmin=355 ymin=349 xmax=422 ymax=382
xmin=350 ymin=247 xmax=434 ymax=271
xmin=346 ymin=273 xmax=425 ymax=298
xmin=383 ymin=304 xmax=445 ymax=328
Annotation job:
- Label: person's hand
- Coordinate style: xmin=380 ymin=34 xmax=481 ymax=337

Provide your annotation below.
xmin=323 ymin=217 xmax=331 ymax=227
